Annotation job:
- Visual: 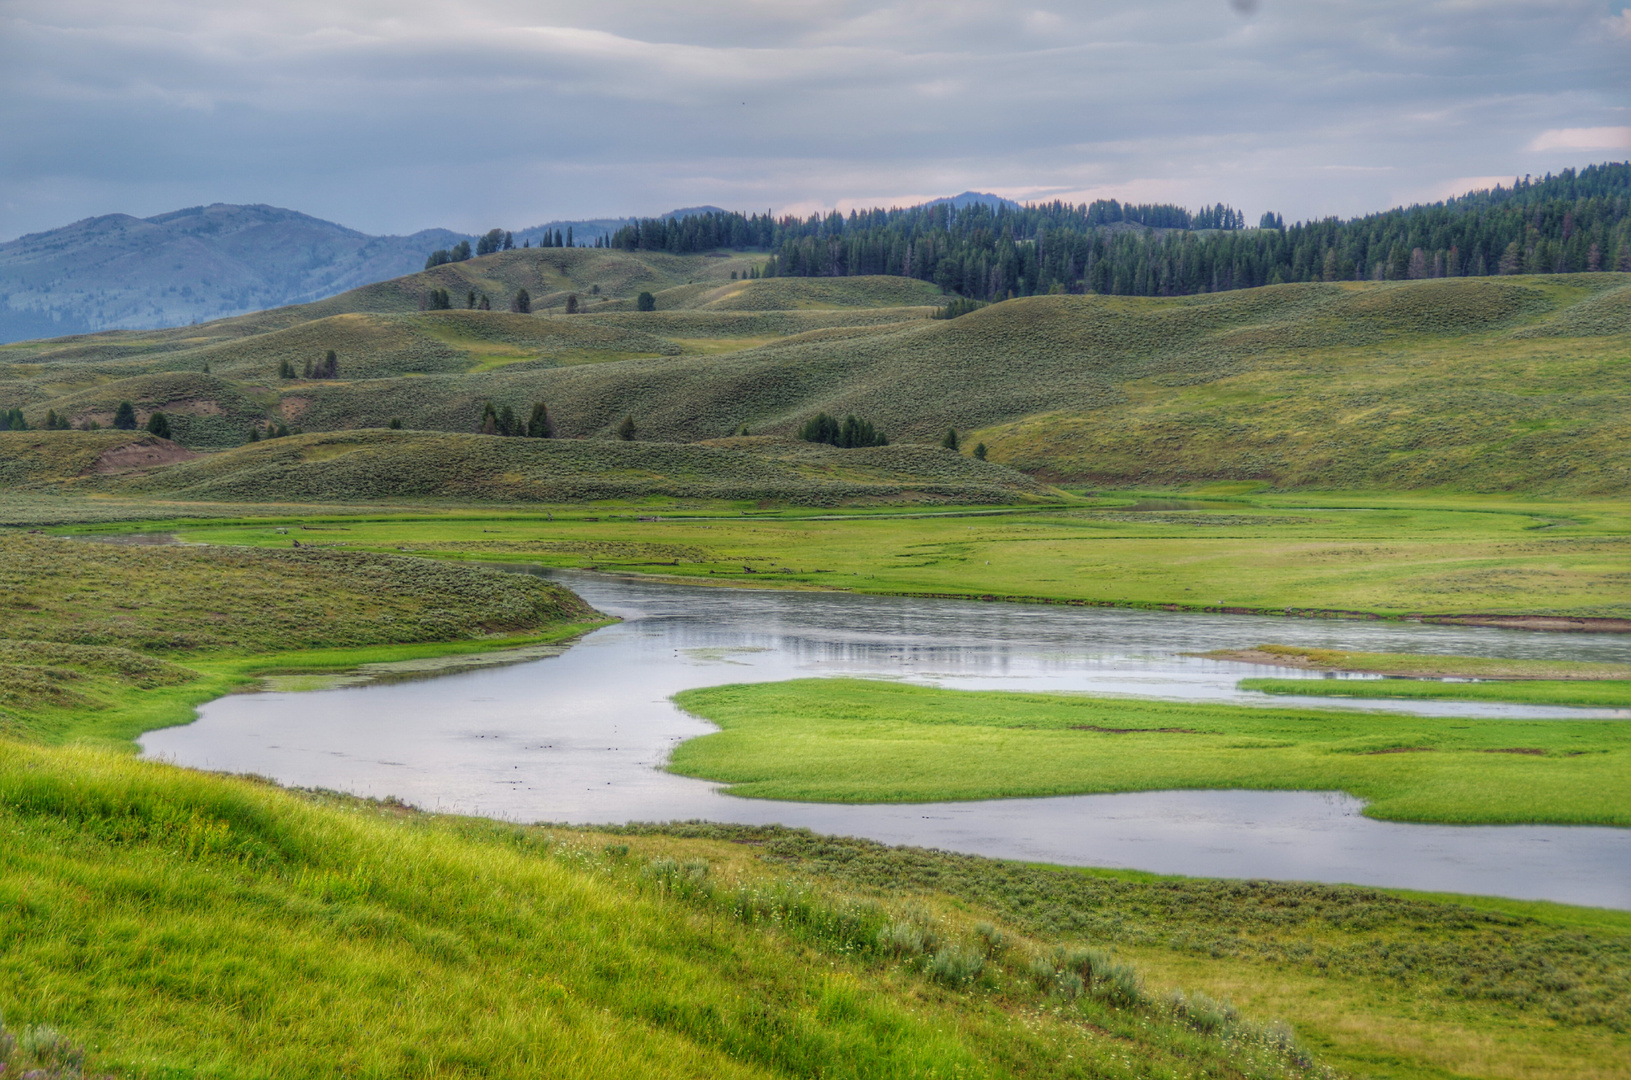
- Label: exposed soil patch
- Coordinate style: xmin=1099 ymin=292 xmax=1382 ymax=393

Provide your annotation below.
xmin=1482 ymin=747 xmax=1547 ymax=756
xmin=90 ymin=437 xmax=199 ymax=474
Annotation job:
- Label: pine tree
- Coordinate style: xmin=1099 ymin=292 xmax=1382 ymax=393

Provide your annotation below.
xmin=512 ymin=288 xmax=531 ymax=314
xmin=566 ymin=227 xmax=574 ymax=248
xmin=636 ymin=292 xmax=656 ymax=312
xmin=303 ymin=358 xmax=313 ymax=378
xmin=467 ymin=290 xmax=477 ymax=309
xmin=973 ymin=442 xmax=987 ymax=460
xmin=388 ymin=417 xmax=402 ymax=429
xmin=478 ymin=295 xmax=491 ymax=311
xmin=2 ymin=407 xmax=26 ymax=431
xmin=617 ymin=414 xmax=636 ymax=441
xmin=503 ymin=231 xmax=514 ymax=251
xmin=480 ymin=401 xmax=499 ymax=435
xmin=145 ymin=412 xmax=172 ymax=439
xmin=565 ymin=294 xmax=580 ymax=315
xmin=113 ymin=401 xmax=137 ymax=430
xmin=498 ymin=404 xmax=518 ymax=436
xmin=941 ymin=428 xmax=959 ymax=450
xmin=526 ymin=402 xmax=555 ymax=438
xmin=247 ymin=427 xmax=259 ymax=443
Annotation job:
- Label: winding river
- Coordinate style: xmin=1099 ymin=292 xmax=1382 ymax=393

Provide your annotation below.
xmin=141 ymin=572 xmax=1631 ymax=909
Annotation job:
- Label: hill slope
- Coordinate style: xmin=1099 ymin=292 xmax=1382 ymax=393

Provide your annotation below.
xmin=0 ymin=429 xmax=1053 ymax=507
xmin=2 ymin=258 xmax=1627 ymax=495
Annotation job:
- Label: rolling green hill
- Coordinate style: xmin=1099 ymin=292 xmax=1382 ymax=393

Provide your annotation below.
xmin=0 ymin=429 xmax=1053 ymax=506
xmin=2 ymin=250 xmax=1627 ymax=494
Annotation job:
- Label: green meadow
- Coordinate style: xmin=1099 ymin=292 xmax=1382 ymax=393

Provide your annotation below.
xmin=121 ymin=489 xmax=1631 ymax=622
xmin=670 ymin=678 xmax=1631 ymax=824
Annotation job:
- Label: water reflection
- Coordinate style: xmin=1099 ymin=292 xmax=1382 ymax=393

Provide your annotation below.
xmin=140 ymin=572 xmax=1631 ymax=909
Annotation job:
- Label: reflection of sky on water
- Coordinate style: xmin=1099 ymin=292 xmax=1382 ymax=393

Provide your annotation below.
xmin=141 ymin=572 xmax=1631 ymax=909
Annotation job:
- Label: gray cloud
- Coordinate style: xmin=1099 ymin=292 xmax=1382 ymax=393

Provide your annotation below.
xmin=2 ymin=1 xmax=1626 ymax=238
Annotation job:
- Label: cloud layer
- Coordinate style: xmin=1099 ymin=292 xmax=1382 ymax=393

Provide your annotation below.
xmin=2 ymin=1 xmax=1627 ymax=238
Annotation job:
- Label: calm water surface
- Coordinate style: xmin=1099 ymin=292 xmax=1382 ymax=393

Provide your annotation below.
xmin=141 ymin=573 xmax=1631 ymax=909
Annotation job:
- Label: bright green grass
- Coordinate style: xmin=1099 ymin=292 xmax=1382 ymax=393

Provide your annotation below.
xmin=669 ymin=678 xmax=1631 ymax=824
xmin=0 ymin=742 xmax=1335 ymax=1080
xmin=631 ymin=823 xmax=1631 ymax=1080
xmin=1242 ymin=677 xmax=1631 ymax=709
xmin=151 ymin=489 xmax=1631 ymax=620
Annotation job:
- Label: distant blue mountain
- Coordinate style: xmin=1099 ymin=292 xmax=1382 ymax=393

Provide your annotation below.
xmin=920 ymin=191 xmax=1022 ymax=211
xmin=0 ymin=204 xmax=464 ymax=343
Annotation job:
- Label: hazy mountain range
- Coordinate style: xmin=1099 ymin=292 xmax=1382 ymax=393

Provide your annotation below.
xmin=0 ymin=196 xmax=1010 ymax=343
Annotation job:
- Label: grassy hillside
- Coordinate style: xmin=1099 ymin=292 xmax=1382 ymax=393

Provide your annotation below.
xmin=0 ymin=429 xmax=1053 ymax=506
xmin=2 ymin=260 xmax=1628 ymax=492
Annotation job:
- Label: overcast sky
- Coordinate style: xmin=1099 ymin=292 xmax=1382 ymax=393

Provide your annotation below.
xmin=2 ymin=0 xmax=1628 ymax=240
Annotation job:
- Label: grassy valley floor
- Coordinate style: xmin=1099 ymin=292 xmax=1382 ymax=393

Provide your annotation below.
xmin=109 ymin=488 xmax=1631 ymax=623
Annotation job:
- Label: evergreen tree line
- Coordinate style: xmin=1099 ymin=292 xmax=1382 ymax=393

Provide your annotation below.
xmin=605 ymin=164 xmax=1631 ymax=299
xmin=0 ymin=407 xmax=26 ymax=431
xmin=797 ymin=412 xmax=887 ymax=448
xmin=425 ymin=224 xmax=618 ymax=268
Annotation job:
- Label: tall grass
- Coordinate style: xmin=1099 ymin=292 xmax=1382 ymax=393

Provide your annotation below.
xmin=0 ymin=743 xmax=1334 ymax=1079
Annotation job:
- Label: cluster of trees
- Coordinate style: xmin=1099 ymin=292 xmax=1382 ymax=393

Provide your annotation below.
xmin=797 ymin=412 xmax=887 ymax=448
xmin=605 ymin=164 xmax=1631 ymax=299
xmin=0 ymin=407 xmax=27 ymax=431
xmin=424 ymin=240 xmax=473 ymax=268
xmin=931 ymin=297 xmax=986 ymax=320
xmin=41 ymin=410 xmax=72 ymax=430
xmin=423 ymin=288 xmax=454 ymax=311
xmin=475 ymin=229 xmax=516 ymax=256
xmin=246 ymin=419 xmax=292 ymax=443
xmin=280 ymin=352 xmax=340 ymax=379
xmin=479 ymin=401 xmax=556 ymax=438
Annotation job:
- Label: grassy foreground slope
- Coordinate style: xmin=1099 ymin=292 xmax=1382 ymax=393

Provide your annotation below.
xmin=2 ymin=263 xmax=1627 ymax=493
xmin=3 ymin=744 xmax=1352 ymax=1080
xmin=670 ymin=678 xmax=1631 ymax=824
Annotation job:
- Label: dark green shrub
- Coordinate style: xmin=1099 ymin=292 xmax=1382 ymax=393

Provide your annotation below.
xmin=636 ymin=292 xmax=656 ymax=312
xmin=112 ymin=402 xmax=137 ymax=430
xmin=145 ymin=412 xmax=172 ymax=440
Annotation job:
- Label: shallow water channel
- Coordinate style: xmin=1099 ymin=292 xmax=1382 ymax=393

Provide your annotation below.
xmin=142 ymin=572 xmax=1631 ymax=909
